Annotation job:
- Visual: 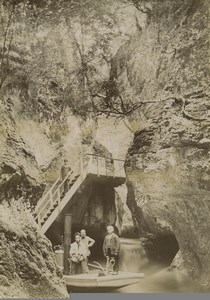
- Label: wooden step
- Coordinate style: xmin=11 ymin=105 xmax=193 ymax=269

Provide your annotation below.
xmin=36 ymin=156 xmax=126 ymax=232
xmin=71 ymin=175 xmax=80 ymax=181
xmin=38 ymin=174 xmax=84 ymax=229
xmin=41 ymin=208 xmax=54 ymax=223
xmin=40 ymin=174 xmax=85 ymax=233
xmin=42 ymin=216 xmax=48 ymax=222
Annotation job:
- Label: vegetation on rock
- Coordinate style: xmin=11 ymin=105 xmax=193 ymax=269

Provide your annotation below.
xmin=0 ymin=0 xmax=209 ymax=295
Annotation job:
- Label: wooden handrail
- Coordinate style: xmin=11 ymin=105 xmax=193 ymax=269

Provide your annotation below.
xmin=85 ymin=153 xmax=125 ymax=162
xmin=37 ymin=154 xmax=125 ymax=210
xmin=35 ymin=177 xmax=60 ymax=211
xmin=35 ymin=153 xmax=126 ymax=226
xmin=35 ymin=156 xmax=82 ymax=213
xmin=35 ymin=153 xmax=93 ymax=219
xmin=36 ymin=163 xmax=78 ymax=217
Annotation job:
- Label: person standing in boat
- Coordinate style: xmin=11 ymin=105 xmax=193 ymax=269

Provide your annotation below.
xmin=103 ymin=225 xmax=120 ymax=275
xmin=60 ymin=159 xmax=72 ymax=195
xmin=80 ymin=229 xmax=95 ymax=258
xmin=69 ymin=232 xmax=88 ymax=275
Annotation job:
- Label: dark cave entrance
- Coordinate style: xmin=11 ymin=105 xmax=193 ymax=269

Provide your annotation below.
xmin=146 ymin=234 xmax=179 ymax=266
xmin=45 ymin=176 xmax=120 ymax=260
xmin=45 ymin=175 xmax=179 ymax=270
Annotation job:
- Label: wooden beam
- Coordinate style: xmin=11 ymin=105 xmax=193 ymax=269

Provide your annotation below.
xmin=40 ymin=173 xmax=86 ymax=234
xmin=63 ymin=214 xmax=72 ymax=275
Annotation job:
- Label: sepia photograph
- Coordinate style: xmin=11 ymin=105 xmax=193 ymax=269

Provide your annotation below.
xmin=0 ymin=0 xmax=209 ymax=298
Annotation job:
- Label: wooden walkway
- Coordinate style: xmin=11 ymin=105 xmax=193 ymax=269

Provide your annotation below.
xmin=35 ymin=154 xmax=125 ymax=234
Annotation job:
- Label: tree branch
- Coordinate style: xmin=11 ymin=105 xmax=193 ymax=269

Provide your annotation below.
xmin=101 ymin=53 xmax=111 ymax=64
xmin=92 ymin=92 xmax=106 ymax=99
xmin=0 ymin=3 xmax=15 ymax=88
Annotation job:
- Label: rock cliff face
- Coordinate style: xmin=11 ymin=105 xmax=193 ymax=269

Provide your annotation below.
xmin=110 ymin=0 xmax=210 ymax=288
xmin=0 ymin=0 xmax=209 ymax=295
xmin=0 ymin=200 xmax=68 ymax=298
xmin=0 ymin=0 xmax=139 ymax=296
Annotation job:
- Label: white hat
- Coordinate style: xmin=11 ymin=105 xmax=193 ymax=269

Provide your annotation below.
xmin=107 ymin=225 xmax=114 ymax=233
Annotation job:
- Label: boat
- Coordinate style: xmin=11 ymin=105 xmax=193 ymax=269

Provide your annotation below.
xmin=64 ymin=270 xmax=144 ymax=292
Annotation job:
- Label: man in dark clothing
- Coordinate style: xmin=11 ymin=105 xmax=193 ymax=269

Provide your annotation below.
xmin=103 ymin=225 xmax=120 ymax=274
xmin=60 ymin=159 xmax=72 ymax=194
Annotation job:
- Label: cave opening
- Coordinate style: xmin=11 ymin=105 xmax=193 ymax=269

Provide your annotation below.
xmin=146 ymin=234 xmax=179 ymax=267
xmin=45 ymin=177 xmax=119 ymax=260
xmin=45 ymin=177 xmax=179 ymax=271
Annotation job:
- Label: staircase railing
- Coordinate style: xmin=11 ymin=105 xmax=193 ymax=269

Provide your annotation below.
xmin=35 ymin=153 xmax=125 ymax=229
xmin=35 ymin=158 xmax=82 ymax=227
xmin=85 ymin=153 xmax=125 ymax=178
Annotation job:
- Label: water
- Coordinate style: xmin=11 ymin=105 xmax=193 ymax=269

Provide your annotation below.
xmin=119 ymin=238 xmax=148 ymax=272
xmin=69 ymin=238 xmax=205 ymax=293
xmin=116 ymin=266 xmax=202 ymax=293
xmin=116 ymin=238 xmax=203 ymax=293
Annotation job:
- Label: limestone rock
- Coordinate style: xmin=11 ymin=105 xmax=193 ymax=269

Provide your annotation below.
xmin=119 ymin=0 xmax=210 ymax=288
xmin=0 ymin=202 xmax=68 ymax=298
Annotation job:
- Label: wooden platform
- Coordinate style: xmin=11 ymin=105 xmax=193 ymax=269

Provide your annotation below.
xmin=88 ymin=173 xmax=126 ymax=187
xmin=35 ymin=154 xmax=126 ymax=233
xmin=64 ymin=271 xmax=144 ymax=292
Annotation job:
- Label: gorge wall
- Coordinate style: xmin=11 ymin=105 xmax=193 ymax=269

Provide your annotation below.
xmin=112 ymin=0 xmax=210 ymax=288
xmin=0 ymin=0 xmax=209 ymax=296
xmin=0 ymin=0 xmax=137 ymax=296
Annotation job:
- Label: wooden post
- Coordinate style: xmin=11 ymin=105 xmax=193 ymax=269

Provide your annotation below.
xmin=63 ymin=213 xmax=72 ymax=275
xmin=104 ymin=157 xmax=106 ymax=176
xmin=87 ymin=154 xmax=92 ymax=174
xmin=80 ymin=155 xmax=83 ymax=176
xmin=38 ymin=214 xmax=41 ymax=227
xmin=97 ymin=156 xmax=99 ymax=177
xmin=113 ymin=160 xmax=116 ymax=178
xmin=57 ymin=188 xmax=61 ymax=211
xmin=49 ymin=190 xmax=53 ymax=207
xmin=121 ymin=161 xmax=125 ymax=177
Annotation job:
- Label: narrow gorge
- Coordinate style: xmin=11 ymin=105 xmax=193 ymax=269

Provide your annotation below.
xmin=0 ymin=0 xmax=209 ymax=297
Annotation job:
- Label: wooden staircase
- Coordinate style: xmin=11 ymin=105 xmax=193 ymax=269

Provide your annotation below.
xmin=34 ymin=154 xmax=125 ymax=234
